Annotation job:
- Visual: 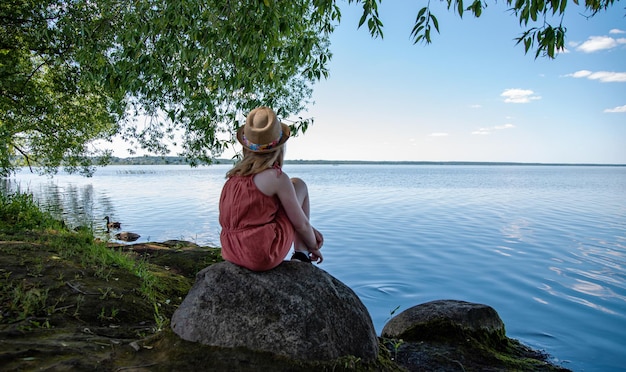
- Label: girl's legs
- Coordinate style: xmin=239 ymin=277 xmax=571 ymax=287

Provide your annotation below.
xmin=291 ymin=177 xmax=310 ymax=253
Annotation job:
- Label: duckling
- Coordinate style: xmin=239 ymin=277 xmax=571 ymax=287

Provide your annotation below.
xmin=115 ymin=231 xmax=141 ymax=242
xmin=104 ymin=216 xmax=121 ymax=229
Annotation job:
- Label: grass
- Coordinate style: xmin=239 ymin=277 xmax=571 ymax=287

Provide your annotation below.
xmin=0 ymin=192 xmax=62 ymax=230
xmin=0 ymin=190 xmax=181 ymax=328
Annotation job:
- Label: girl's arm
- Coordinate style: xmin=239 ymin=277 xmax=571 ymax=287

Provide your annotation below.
xmin=274 ymin=172 xmax=319 ymax=251
xmin=255 ymin=169 xmax=318 ymax=251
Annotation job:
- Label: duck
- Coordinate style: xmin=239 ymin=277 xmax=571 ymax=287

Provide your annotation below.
xmin=114 ymin=231 xmax=141 ymax=242
xmin=103 ymin=216 xmax=121 ymax=229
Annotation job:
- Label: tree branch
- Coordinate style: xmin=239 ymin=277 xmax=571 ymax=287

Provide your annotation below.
xmin=12 ymin=143 xmax=34 ymax=173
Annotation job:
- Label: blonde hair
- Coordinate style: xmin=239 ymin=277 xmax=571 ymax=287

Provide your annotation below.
xmin=226 ymin=146 xmax=285 ymax=178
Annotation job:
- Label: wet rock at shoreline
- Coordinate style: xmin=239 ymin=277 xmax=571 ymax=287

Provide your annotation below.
xmin=382 ymin=299 xmax=506 ymax=346
xmin=381 ymin=299 xmax=571 ymax=371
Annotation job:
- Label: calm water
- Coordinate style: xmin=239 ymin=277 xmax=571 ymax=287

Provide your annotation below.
xmin=4 ymin=164 xmax=626 ymax=371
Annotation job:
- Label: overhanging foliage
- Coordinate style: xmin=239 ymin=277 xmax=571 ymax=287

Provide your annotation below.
xmin=0 ymin=0 xmax=619 ymax=176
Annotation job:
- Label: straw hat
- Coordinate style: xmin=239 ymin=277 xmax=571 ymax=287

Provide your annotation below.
xmin=237 ymin=106 xmax=290 ymax=153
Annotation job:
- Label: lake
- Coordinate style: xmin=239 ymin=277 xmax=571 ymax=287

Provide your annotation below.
xmin=4 ymin=164 xmax=625 ymax=371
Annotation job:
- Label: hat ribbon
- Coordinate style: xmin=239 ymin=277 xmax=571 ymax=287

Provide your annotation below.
xmin=242 ymin=132 xmax=283 ymax=151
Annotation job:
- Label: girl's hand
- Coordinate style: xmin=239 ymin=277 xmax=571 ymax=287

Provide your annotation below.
xmin=309 ymin=248 xmax=324 ymax=264
xmin=313 ymin=227 xmax=324 ymax=250
xmin=309 ymin=227 xmax=324 ymax=264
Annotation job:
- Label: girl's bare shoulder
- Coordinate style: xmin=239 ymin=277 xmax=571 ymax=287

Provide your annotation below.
xmin=254 ymin=168 xmax=289 ymax=195
xmin=255 ymin=167 xmax=288 ymax=180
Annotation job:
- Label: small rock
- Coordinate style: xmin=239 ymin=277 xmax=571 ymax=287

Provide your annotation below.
xmin=382 ymin=299 xmax=506 ymax=347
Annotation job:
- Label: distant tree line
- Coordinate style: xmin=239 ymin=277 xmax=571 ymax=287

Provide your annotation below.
xmin=104 ymin=156 xmax=234 ymax=166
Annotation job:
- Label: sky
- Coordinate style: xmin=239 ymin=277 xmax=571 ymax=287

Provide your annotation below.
xmin=112 ymin=1 xmax=626 ymax=164
xmin=277 ymin=1 xmax=626 ymax=164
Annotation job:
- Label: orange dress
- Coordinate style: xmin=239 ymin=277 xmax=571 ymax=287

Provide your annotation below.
xmin=219 ymin=174 xmax=295 ymax=271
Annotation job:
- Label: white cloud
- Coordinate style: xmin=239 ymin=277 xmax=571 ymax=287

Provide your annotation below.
xmin=609 ymin=29 xmax=625 ymax=34
xmin=566 ymin=70 xmax=626 ymax=83
xmin=501 ymin=89 xmax=541 ymax=103
xmin=575 ymin=35 xmax=626 ymax=53
xmin=604 ymin=105 xmax=626 ymax=113
xmin=588 ymin=71 xmax=626 ymax=82
xmin=472 ymin=124 xmax=515 ymax=135
xmin=469 ymin=104 xmax=482 ymax=109
xmin=429 ymin=132 xmax=449 ymax=137
xmin=472 ymin=128 xmax=491 ymax=135
xmin=568 ymin=70 xmax=592 ymax=78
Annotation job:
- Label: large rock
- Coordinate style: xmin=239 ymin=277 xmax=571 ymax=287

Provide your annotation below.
xmin=171 ymin=261 xmax=378 ymax=361
xmin=382 ymin=299 xmax=506 ymax=347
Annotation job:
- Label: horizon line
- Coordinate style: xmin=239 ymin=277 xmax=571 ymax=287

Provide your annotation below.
xmin=107 ymin=156 xmax=626 ymax=167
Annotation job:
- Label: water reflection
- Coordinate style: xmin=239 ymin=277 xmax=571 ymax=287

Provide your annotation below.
xmin=1 ymin=176 xmax=118 ymax=240
xmin=500 ymin=218 xmax=532 ymax=240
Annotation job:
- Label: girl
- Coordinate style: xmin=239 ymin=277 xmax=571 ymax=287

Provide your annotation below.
xmin=219 ymin=106 xmax=324 ymax=271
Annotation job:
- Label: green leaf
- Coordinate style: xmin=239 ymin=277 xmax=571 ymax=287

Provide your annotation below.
xmin=358 ymin=12 xmax=368 ymax=28
xmin=430 ymin=14 xmax=440 ymax=32
xmin=416 ymin=7 xmax=427 ymax=20
xmin=472 ymin=0 xmax=483 ymax=17
xmin=550 ymin=0 xmax=560 ymax=14
xmin=530 ymin=0 xmax=538 ymax=19
xmin=524 ymin=5 xmax=532 ymax=25
xmin=537 ymin=0 xmax=545 ymax=12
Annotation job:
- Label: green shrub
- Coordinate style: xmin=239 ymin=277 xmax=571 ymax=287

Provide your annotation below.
xmin=0 ymin=192 xmax=62 ymax=230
